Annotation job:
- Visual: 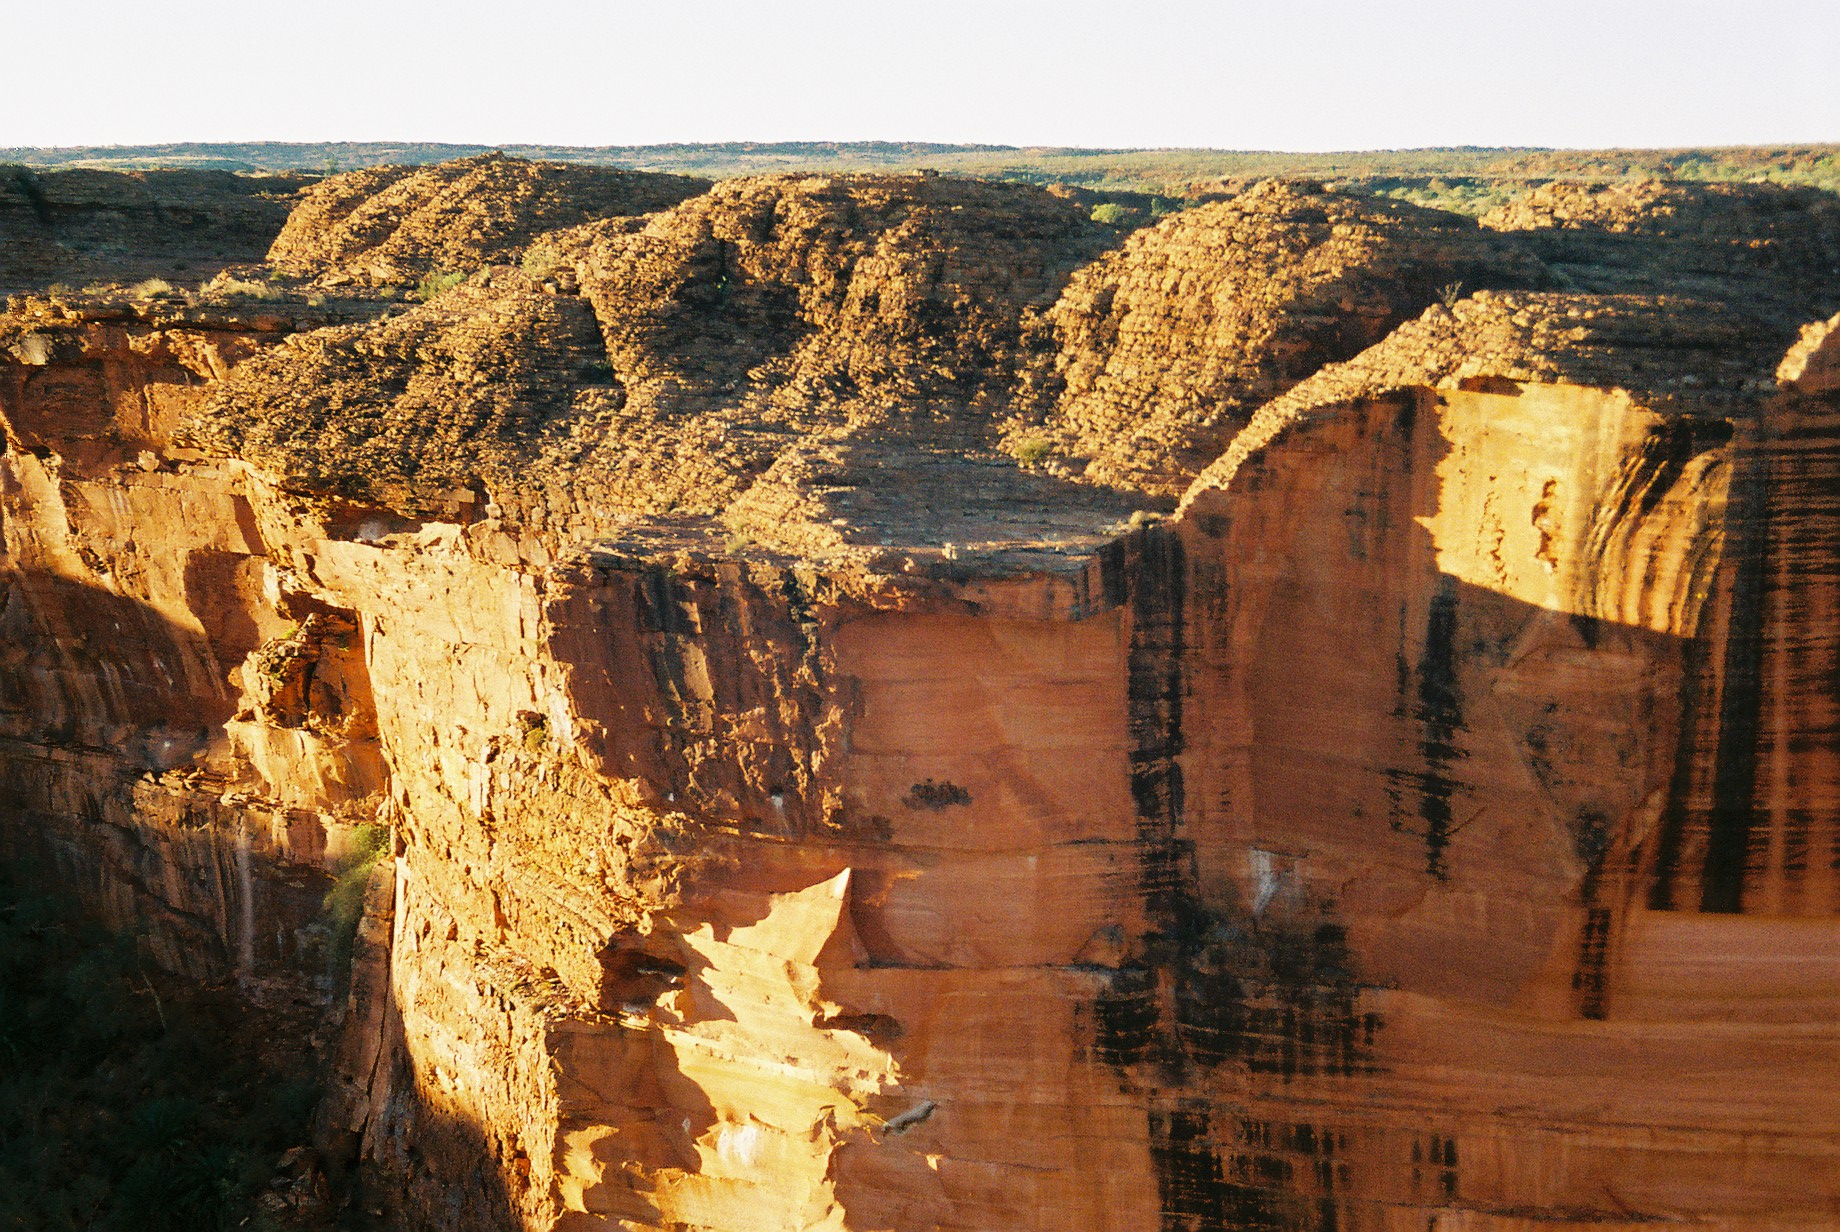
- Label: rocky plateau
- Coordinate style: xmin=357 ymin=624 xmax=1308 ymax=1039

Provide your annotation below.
xmin=2 ymin=152 xmax=1838 ymax=1231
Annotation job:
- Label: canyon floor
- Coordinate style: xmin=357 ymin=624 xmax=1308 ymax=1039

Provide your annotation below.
xmin=1 ymin=151 xmax=1837 ymax=1231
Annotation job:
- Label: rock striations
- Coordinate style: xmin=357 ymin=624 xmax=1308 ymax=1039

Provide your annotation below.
xmin=2 ymin=155 xmax=1839 ymax=1231
xmin=1481 ymin=177 xmax=1840 ymax=322
xmin=0 ymin=163 xmax=308 ymax=292
xmin=1026 ymin=179 xmax=1548 ymax=492
xmin=267 ymin=153 xmax=710 ymax=287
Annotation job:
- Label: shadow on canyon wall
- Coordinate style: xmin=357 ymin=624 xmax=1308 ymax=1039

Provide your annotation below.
xmin=1085 ymin=387 xmax=1769 ymax=1228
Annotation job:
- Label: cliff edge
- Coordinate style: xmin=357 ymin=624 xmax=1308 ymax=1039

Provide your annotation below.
xmin=2 ymin=157 xmax=1838 ymax=1231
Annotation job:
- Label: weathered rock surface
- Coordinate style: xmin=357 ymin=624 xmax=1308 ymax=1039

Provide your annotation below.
xmin=0 ymin=164 xmax=307 ymax=292
xmin=267 ymin=153 xmax=710 ymax=287
xmin=2 ymin=162 xmax=1839 ymax=1232
xmin=193 ymin=173 xmax=1143 ymax=559
xmin=1020 ymin=179 xmax=1549 ymax=493
xmin=1162 ymin=292 xmax=1839 ymax=1228
xmin=1482 ymin=179 xmax=1840 ymax=325
xmin=1778 ymin=309 xmax=1840 ymax=395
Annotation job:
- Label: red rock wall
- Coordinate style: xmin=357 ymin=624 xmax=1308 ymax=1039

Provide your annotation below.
xmin=4 ymin=301 xmax=1838 ymax=1231
xmin=1140 ymin=382 xmax=1838 ymax=1229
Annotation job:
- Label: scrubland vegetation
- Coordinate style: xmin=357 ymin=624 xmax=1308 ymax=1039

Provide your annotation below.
xmin=6 ymin=141 xmax=1836 ymax=202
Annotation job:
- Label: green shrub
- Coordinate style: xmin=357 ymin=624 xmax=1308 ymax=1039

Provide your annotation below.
xmin=1013 ymin=436 xmax=1054 ymax=467
xmin=1089 ymin=202 xmax=1132 ymax=226
xmin=211 ymin=277 xmax=282 ymax=302
xmin=520 ymin=247 xmax=563 ymax=280
xmin=414 ymin=269 xmax=467 ymax=301
xmin=322 ymin=824 xmax=390 ymax=988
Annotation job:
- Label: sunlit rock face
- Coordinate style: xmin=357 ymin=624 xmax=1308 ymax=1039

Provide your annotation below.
xmin=2 ymin=162 xmax=1838 ymax=1231
xmin=1144 ymin=377 xmax=1831 ymax=1231
xmin=265 ymin=152 xmax=712 ymax=289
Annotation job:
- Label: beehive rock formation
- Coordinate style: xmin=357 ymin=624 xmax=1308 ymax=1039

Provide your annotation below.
xmin=1481 ymin=178 xmax=1840 ymax=323
xmin=1020 ymin=179 xmax=1549 ymax=493
xmin=193 ymin=173 xmax=1140 ymax=555
xmin=2 ymin=162 xmax=1839 ymax=1231
xmin=266 ymin=153 xmax=709 ymax=287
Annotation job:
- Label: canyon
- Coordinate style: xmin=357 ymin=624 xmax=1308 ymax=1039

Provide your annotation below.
xmin=1 ymin=153 xmax=1837 ymax=1230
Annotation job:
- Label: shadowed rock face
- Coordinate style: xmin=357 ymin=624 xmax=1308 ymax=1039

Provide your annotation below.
xmin=3 ymin=161 xmax=1840 ymax=1232
xmin=1025 ymin=179 xmax=1551 ymax=493
xmin=0 ymin=164 xmax=308 ymax=293
xmin=1482 ymin=178 xmax=1840 ymax=325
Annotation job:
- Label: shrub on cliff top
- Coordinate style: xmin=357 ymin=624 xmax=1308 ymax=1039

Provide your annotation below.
xmin=208 ymin=276 xmax=283 ymax=302
xmin=413 ymin=268 xmax=467 ymax=301
xmin=520 ymin=245 xmax=564 ymax=280
xmin=1013 ymin=435 xmax=1055 ymax=467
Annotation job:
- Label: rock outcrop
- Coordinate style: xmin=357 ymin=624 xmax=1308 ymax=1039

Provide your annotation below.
xmin=1779 ymin=310 xmax=1840 ymax=394
xmin=192 ymin=173 xmax=1141 ymax=556
xmin=1482 ymin=178 xmax=1840 ymax=325
xmin=2 ymin=162 xmax=1838 ymax=1232
xmin=1019 ymin=179 xmax=1549 ymax=493
xmin=0 ymin=164 xmax=307 ymax=293
xmin=266 ymin=154 xmax=710 ymax=287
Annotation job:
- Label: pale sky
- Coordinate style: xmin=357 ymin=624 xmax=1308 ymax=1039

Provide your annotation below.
xmin=3 ymin=0 xmax=1835 ymax=151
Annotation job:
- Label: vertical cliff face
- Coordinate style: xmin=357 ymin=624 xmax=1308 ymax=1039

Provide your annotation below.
xmin=1752 ymin=316 xmax=1840 ymax=919
xmin=0 ymin=297 xmax=348 ymax=993
xmin=1142 ymin=293 xmax=1840 ymax=1229
xmin=1654 ymin=313 xmax=1840 ymax=921
xmin=3 ymin=165 xmax=1839 ymax=1231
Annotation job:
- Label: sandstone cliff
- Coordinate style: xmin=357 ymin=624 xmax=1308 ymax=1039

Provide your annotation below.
xmin=0 ymin=164 xmax=307 ymax=293
xmin=2 ymin=161 xmax=1838 ymax=1232
xmin=1022 ymin=179 xmax=1548 ymax=493
xmin=267 ymin=154 xmax=710 ymax=288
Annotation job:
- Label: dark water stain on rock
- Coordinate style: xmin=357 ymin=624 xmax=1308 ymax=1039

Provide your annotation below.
xmin=1096 ymin=524 xmax=1380 ymax=1232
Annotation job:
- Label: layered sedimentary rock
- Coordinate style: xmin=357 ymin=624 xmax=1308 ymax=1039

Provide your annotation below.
xmin=1159 ymin=293 xmax=1836 ymax=1227
xmin=193 ymin=173 xmax=1141 ymax=556
xmin=1017 ymin=179 xmax=1548 ymax=493
xmin=1481 ymin=179 xmax=1840 ymax=322
xmin=267 ymin=154 xmax=710 ymax=287
xmin=2 ymin=163 xmax=1838 ymax=1232
xmin=0 ymin=164 xmax=307 ymax=292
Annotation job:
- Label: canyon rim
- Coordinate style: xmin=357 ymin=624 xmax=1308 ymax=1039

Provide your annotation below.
xmin=1 ymin=150 xmax=1838 ymax=1230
